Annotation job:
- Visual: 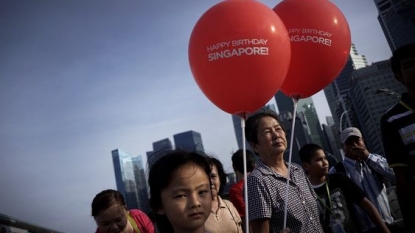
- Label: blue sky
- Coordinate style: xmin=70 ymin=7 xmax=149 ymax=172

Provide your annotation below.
xmin=0 ymin=0 xmax=391 ymax=232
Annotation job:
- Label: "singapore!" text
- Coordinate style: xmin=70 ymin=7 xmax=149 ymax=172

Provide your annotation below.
xmin=207 ymin=39 xmax=269 ymax=61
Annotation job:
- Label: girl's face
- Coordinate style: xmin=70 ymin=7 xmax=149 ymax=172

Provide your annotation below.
xmin=94 ymin=205 xmax=129 ymax=233
xmin=158 ymin=163 xmax=212 ymax=233
xmin=209 ymin=164 xmax=220 ymax=198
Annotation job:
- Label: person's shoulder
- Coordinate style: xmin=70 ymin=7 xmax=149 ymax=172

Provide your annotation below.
xmin=248 ymin=168 xmax=259 ymax=176
xmin=223 ymin=198 xmax=233 ymax=205
xmin=129 ymin=209 xmax=149 ymax=218
xmin=229 ymin=180 xmax=242 ymax=192
xmin=249 ymin=166 xmax=266 ymax=177
xmin=290 ymin=163 xmax=306 ymax=175
xmin=129 ymin=209 xmax=144 ymax=214
xmin=222 ymin=199 xmax=239 ymax=211
xmin=329 ymin=172 xmax=348 ymax=180
xmin=382 ymin=100 xmax=407 ymax=120
xmin=327 ymin=174 xmax=354 ymax=190
xmin=290 ymin=162 xmax=303 ymax=170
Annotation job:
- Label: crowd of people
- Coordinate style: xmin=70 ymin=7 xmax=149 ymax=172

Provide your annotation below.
xmin=89 ymin=43 xmax=414 ymax=233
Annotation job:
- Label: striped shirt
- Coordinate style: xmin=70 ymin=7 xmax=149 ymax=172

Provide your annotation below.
xmin=329 ymin=154 xmax=395 ymax=231
xmin=380 ymin=93 xmax=415 ymax=170
xmin=247 ymin=160 xmax=323 ymax=233
xmin=380 ymin=92 xmax=415 ymax=230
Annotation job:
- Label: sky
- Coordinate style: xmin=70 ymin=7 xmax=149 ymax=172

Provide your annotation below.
xmin=0 ymin=0 xmax=392 ymax=232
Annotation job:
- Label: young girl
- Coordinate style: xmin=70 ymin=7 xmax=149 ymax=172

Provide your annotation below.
xmin=148 ymin=150 xmax=212 ymax=233
xmin=91 ymin=189 xmax=154 ymax=233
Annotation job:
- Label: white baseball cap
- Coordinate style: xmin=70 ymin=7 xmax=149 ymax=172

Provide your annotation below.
xmin=340 ymin=127 xmax=362 ymax=143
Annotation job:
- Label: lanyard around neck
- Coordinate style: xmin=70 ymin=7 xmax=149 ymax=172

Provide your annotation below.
xmin=316 ymin=182 xmax=334 ymax=215
xmin=400 ymin=100 xmax=414 ymax=112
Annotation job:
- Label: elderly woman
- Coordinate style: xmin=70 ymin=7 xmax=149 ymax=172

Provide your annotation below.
xmin=245 ymin=110 xmax=323 ymax=233
xmin=91 ymin=189 xmax=154 ymax=233
xmin=205 ymin=156 xmax=243 ymax=233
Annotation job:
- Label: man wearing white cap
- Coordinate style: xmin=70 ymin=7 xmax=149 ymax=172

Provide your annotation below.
xmin=329 ymin=127 xmax=396 ymax=233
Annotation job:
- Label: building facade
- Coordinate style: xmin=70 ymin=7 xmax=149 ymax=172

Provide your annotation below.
xmin=274 ymin=91 xmax=330 ymax=154
xmin=279 ymin=111 xmax=313 ymax=165
xmin=349 ymin=59 xmax=406 ymax=154
xmin=173 ymin=130 xmax=204 ymax=152
xmin=147 ymin=138 xmax=173 ymax=169
xmin=374 ymin=0 xmax=415 ymax=51
xmin=299 ymin=100 xmax=329 ymax=152
xmin=324 ymin=44 xmax=369 ymax=133
xmin=232 ymin=104 xmax=276 ymax=151
xmin=112 ymin=149 xmax=150 ymax=213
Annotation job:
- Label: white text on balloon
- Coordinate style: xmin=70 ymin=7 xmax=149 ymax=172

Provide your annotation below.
xmin=290 ymin=35 xmax=332 ymax=46
xmin=206 ymin=38 xmax=268 ymax=52
xmin=208 ymin=47 xmax=268 ymax=61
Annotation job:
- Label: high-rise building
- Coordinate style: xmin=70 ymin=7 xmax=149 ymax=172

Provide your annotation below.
xmin=112 ymin=149 xmax=149 ymax=213
xmin=173 ymin=130 xmax=205 ymax=152
xmin=147 ymin=138 xmax=173 ymax=170
xmin=274 ymin=91 xmax=295 ymax=113
xmin=299 ymin=100 xmax=329 ymax=152
xmin=350 ymin=43 xmax=368 ymax=69
xmin=324 ymin=44 xmax=369 ymax=132
xmin=279 ymin=111 xmax=312 ymax=165
xmin=274 ymin=92 xmax=330 ymax=152
xmin=349 ymin=59 xmax=406 ymax=154
xmin=152 ymin=138 xmax=173 ymax=152
xmin=145 ymin=151 xmax=154 ymax=172
xmin=325 ymin=116 xmax=342 ymax=155
xmin=326 ymin=116 xmax=335 ymax=126
xmin=232 ymin=104 xmax=276 ymax=151
xmin=374 ymin=0 xmax=415 ymax=51
xmin=321 ymin=124 xmax=342 ymax=161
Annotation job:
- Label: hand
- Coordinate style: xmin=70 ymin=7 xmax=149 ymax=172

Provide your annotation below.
xmin=351 ymin=147 xmax=370 ymax=161
xmin=279 ymin=228 xmax=291 ymax=233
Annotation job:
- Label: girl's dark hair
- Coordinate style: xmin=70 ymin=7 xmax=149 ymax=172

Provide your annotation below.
xmin=207 ymin=156 xmax=227 ymax=196
xmin=148 ymin=150 xmax=211 ymax=233
xmin=91 ymin=189 xmax=126 ymax=217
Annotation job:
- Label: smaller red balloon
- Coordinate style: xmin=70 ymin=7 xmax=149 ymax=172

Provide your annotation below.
xmin=189 ymin=0 xmax=291 ymax=115
xmin=274 ymin=0 xmax=351 ymax=98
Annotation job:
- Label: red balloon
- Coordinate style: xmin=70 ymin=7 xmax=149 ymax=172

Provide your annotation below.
xmin=189 ymin=0 xmax=291 ymax=115
xmin=273 ymin=0 xmax=351 ymax=99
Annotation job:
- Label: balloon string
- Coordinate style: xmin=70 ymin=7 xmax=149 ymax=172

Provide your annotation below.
xmin=283 ymin=97 xmax=299 ymax=229
xmin=241 ymin=116 xmax=249 ymax=233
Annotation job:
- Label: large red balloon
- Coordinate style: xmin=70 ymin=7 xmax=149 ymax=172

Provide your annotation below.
xmin=274 ymin=0 xmax=351 ymax=99
xmin=189 ymin=0 xmax=291 ymax=116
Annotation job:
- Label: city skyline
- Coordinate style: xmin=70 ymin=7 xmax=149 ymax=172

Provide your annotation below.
xmin=0 ymin=1 xmax=393 ymax=232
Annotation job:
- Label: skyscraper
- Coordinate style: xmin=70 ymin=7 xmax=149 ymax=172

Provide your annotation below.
xmin=173 ymin=130 xmax=205 ymax=152
xmin=374 ymin=0 xmax=415 ymax=51
xmin=232 ymin=104 xmax=276 ymax=151
xmin=152 ymin=138 xmax=173 ymax=152
xmin=349 ymin=59 xmax=406 ymax=154
xmin=299 ymin=100 xmax=329 ymax=152
xmin=321 ymin=123 xmax=342 ymax=161
xmin=324 ymin=44 xmax=368 ymax=132
xmin=350 ymin=43 xmax=368 ymax=69
xmin=325 ymin=116 xmax=342 ymax=156
xmin=274 ymin=92 xmax=329 ymax=152
xmin=112 ymin=149 xmax=149 ymax=213
xmin=274 ymin=91 xmax=295 ymax=113
xmin=279 ymin=111 xmax=312 ymax=164
xmin=147 ymin=138 xmax=173 ymax=169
